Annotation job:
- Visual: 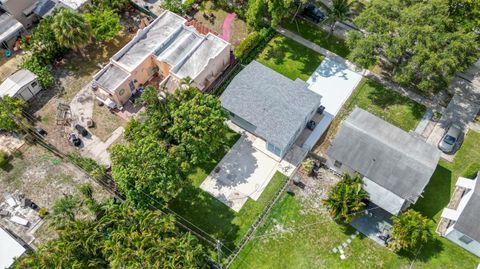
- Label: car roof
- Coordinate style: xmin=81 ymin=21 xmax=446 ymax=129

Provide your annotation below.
xmin=447 ymin=124 xmax=462 ymax=136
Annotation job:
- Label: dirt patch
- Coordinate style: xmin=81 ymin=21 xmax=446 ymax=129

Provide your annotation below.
xmin=0 ymin=144 xmax=111 ymax=246
xmin=90 ymin=102 xmax=126 ymax=141
xmin=295 ymin=167 xmax=341 ymax=217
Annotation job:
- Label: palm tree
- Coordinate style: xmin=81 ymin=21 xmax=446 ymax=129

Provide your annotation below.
xmin=389 ymin=210 xmax=433 ymax=252
xmin=51 ymin=8 xmax=92 ymax=52
xmin=51 ymin=196 xmax=78 ymax=227
xmin=323 ymin=173 xmax=368 ymax=223
xmin=320 ymin=0 xmax=355 ymax=37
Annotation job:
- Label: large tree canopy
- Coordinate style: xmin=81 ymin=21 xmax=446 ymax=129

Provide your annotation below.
xmin=347 ymin=0 xmax=480 ymax=93
xmin=51 ymin=8 xmax=92 ymax=50
xmin=246 ymin=0 xmax=293 ymax=28
xmin=13 ymin=201 xmax=205 ymax=269
xmin=84 ymin=9 xmax=122 ymax=42
xmin=111 ymin=87 xmax=229 ymax=208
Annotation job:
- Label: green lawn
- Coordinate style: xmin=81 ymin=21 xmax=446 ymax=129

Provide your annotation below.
xmin=169 ymin=130 xmax=289 ymax=250
xmin=231 ymin=131 xmax=480 ymax=269
xmin=282 ymin=19 xmax=351 ymax=58
xmin=344 ymin=78 xmax=426 ymax=132
xmin=256 ymin=35 xmax=325 ymax=81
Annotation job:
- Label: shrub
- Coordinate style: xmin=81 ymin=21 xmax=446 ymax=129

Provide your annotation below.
xmin=19 ymin=56 xmax=54 ymax=89
xmin=301 ymin=158 xmax=314 ymax=175
xmin=67 ymin=153 xmax=107 ymax=181
xmin=38 ymin=207 xmax=48 ymax=218
xmin=234 ymin=27 xmax=275 ymax=63
xmin=389 ymin=210 xmax=433 ymax=252
xmin=0 ymin=150 xmax=9 ymax=169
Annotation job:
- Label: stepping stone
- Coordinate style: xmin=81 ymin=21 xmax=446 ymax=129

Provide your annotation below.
xmin=355 ymin=231 xmax=360 ymax=235
xmin=338 ymin=245 xmax=343 ymax=250
xmin=350 ymin=234 xmax=356 ymax=239
xmin=340 ymin=254 xmax=346 ymax=260
xmin=339 ymin=249 xmax=344 ymax=254
xmin=332 ymin=248 xmax=338 ymax=253
xmin=347 ymin=239 xmax=352 ymax=244
xmin=342 ymin=242 xmax=348 ymax=248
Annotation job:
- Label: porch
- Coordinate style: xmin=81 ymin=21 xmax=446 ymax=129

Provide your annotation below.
xmin=350 ymin=203 xmax=393 ymax=246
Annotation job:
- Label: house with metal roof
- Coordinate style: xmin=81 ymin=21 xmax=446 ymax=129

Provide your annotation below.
xmin=220 ymin=61 xmax=322 ymax=158
xmin=92 ymin=10 xmax=231 ymax=106
xmin=0 ymin=69 xmax=41 ymax=101
xmin=0 ymin=0 xmax=38 ymax=29
xmin=437 ymin=172 xmax=480 ymax=257
xmin=326 ymin=108 xmax=441 ymax=215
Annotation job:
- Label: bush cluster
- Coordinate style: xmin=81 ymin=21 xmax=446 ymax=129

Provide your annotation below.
xmin=234 ymin=27 xmax=275 ymax=64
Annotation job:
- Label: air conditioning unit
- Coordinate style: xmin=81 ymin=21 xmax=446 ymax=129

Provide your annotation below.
xmin=317 ymin=105 xmax=325 ymax=114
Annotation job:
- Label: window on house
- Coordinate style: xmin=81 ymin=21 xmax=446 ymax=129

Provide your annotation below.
xmin=459 ymin=235 xmax=473 ymax=244
xmin=31 ymin=81 xmax=37 ymax=88
xmin=334 ymin=160 xmax=342 ymax=168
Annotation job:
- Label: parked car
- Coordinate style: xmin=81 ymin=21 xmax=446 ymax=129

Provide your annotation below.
xmin=68 ymin=133 xmax=82 ymax=147
xmin=438 ymin=124 xmax=462 ymax=153
xmin=301 ymin=3 xmax=326 ymax=23
xmin=75 ymin=124 xmax=89 ymax=137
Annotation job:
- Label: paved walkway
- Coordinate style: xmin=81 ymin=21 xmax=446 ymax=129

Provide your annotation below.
xmin=277 ymin=27 xmax=445 ymax=113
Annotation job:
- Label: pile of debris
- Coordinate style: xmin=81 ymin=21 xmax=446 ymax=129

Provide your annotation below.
xmin=0 ymin=192 xmax=43 ymax=244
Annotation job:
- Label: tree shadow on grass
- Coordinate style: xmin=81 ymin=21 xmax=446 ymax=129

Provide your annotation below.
xmin=396 ymin=237 xmax=444 ymax=263
xmin=366 ymin=80 xmax=425 ymax=119
xmin=412 ymin=165 xmax=452 ymax=220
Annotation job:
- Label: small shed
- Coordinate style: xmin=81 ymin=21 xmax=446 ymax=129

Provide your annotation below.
xmin=0 ymin=69 xmax=41 ymax=101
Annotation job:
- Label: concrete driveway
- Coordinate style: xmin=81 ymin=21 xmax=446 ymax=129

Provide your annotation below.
xmin=200 ymin=133 xmax=279 ymax=212
xmin=426 ymin=68 xmax=480 ymax=161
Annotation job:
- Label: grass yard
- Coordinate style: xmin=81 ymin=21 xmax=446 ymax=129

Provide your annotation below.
xmin=282 ymin=19 xmax=351 ymax=58
xmin=315 ymin=78 xmax=425 ymax=154
xmin=256 ymin=35 xmax=325 ymax=81
xmin=349 ymin=79 xmax=426 ymax=131
xmin=169 ymin=130 xmax=289 ymax=250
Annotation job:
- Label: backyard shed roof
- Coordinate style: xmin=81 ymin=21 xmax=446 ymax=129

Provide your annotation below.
xmin=220 ymin=61 xmax=322 ymax=150
xmin=0 ymin=227 xmax=26 ymax=268
xmin=455 ymin=173 xmax=480 ymax=242
xmin=327 ymin=108 xmax=440 ymax=201
xmin=0 ymin=69 xmax=37 ymax=97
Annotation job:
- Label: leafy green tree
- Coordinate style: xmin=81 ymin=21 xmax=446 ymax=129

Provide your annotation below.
xmin=323 ymin=173 xmax=368 ymax=223
xmin=0 ymin=150 xmax=9 ymax=169
xmin=13 ymin=201 xmax=205 ymax=269
xmin=389 ymin=209 xmax=433 ymax=252
xmin=51 ymin=8 xmax=92 ymax=51
xmin=110 ymin=136 xmax=186 ymax=209
xmin=51 ymin=196 xmax=79 ymax=226
xmin=0 ymin=96 xmax=25 ymax=132
xmin=347 ymin=0 xmax=479 ymax=93
xmin=167 ymin=88 xmax=229 ymax=165
xmin=320 ymin=0 xmax=354 ymax=36
xmin=25 ymin=16 xmax=65 ymax=64
xmin=19 ymin=56 xmax=55 ymax=88
xmin=84 ymin=9 xmax=122 ymax=42
xmin=100 ymin=203 xmax=205 ymax=268
xmin=247 ymin=0 xmax=293 ymax=28
xmin=92 ymin=0 xmax=130 ymax=12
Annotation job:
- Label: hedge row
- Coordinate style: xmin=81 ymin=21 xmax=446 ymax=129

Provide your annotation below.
xmin=234 ymin=27 xmax=276 ymax=64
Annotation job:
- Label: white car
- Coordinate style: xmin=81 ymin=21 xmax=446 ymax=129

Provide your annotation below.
xmin=438 ymin=124 xmax=462 ymax=153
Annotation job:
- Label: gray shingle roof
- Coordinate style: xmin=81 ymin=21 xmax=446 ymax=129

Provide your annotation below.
xmin=220 ymin=61 xmax=322 ymax=150
xmin=455 ymin=173 xmax=480 ymax=242
xmin=327 ymin=108 xmax=440 ymax=201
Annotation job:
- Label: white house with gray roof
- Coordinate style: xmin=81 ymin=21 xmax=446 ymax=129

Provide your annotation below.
xmin=220 ymin=61 xmax=322 ymax=158
xmin=92 ymin=10 xmax=231 ymax=106
xmin=326 ymin=108 xmax=441 ymax=215
xmin=437 ymin=172 xmax=480 ymax=257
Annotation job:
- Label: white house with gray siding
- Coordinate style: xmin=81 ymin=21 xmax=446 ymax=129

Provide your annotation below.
xmin=0 ymin=69 xmax=41 ymax=101
xmin=326 ymin=108 xmax=441 ymax=215
xmin=220 ymin=61 xmax=322 ymax=158
xmin=437 ymin=173 xmax=480 ymax=257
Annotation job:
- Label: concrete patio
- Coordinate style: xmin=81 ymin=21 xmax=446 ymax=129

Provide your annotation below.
xmin=200 ymin=133 xmax=279 ymax=212
xmin=350 ymin=204 xmax=393 ymax=246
